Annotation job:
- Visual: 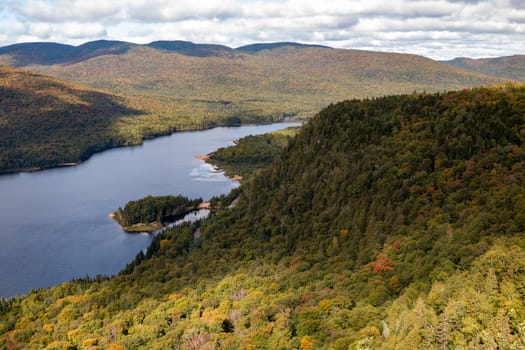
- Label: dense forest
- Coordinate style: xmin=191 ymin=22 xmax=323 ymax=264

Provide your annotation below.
xmin=1 ymin=84 xmax=525 ymax=349
xmin=208 ymin=127 xmax=299 ymax=179
xmin=443 ymin=55 xmax=525 ymax=82
xmin=113 ymin=195 xmax=203 ymax=233
xmin=0 ymin=42 xmax=515 ymax=174
xmin=0 ymin=65 xmax=278 ymax=174
xmin=26 ymin=43 xmax=508 ymax=126
xmin=0 ymin=65 xmax=140 ymax=173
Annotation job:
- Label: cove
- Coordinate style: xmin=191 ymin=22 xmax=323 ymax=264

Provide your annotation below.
xmin=0 ymin=122 xmax=299 ymax=297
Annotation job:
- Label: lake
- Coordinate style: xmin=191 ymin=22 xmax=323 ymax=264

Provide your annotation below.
xmin=0 ymin=123 xmax=299 ymax=297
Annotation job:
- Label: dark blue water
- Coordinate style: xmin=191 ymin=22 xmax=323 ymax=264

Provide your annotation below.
xmin=0 ymin=123 xmax=299 ymax=297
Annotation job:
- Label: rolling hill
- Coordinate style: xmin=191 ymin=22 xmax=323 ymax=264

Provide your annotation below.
xmin=235 ymin=42 xmax=330 ymax=53
xmin=0 ymin=65 xmax=259 ymax=174
xmin=3 ymin=40 xmax=510 ymax=120
xmin=0 ymin=41 xmax=512 ymax=118
xmin=147 ymin=40 xmax=236 ymax=57
xmin=1 ymin=85 xmax=524 ymax=349
xmin=0 ymin=40 xmax=135 ymax=66
xmin=443 ymin=55 xmax=525 ymax=82
xmin=0 ymin=65 xmax=142 ymax=172
xmin=1 ymin=40 xmax=514 ymax=173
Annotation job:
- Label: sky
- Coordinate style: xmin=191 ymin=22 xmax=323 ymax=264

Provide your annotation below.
xmin=0 ymin=0 xmax=524 ymax=60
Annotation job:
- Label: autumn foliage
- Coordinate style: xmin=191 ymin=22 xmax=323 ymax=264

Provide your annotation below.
xmin=371 ymin=252 xmax=395 ymax=273
xmin=1 ymin=85 xmax=525 ymax=349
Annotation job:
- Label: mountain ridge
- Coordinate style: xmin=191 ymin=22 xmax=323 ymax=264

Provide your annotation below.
xmin=1 ymin=39 xmax=523 ymax=69
xmin=0 ymin=40 xmax=518 ymax=173
xmin=235 ymin=41 xmax=331 ymax=53
xmin=0 ymin=40 xmax=331 ymax=66
xmin=15 ymin=42 xmax=511 ymax=115
xmin=442 ymin=54 xmax=525 ymax=82
xmin=0 ymin=40 xmax=137 ymax=66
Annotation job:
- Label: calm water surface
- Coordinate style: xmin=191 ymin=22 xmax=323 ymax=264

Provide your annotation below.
xmin=0 ymin=123 xmax=299 ymax=297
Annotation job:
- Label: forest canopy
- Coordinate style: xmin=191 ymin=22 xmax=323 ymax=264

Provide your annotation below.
xmin=0 ymin=65 xmax=282 ymax=174
xmin=113 ymin=195 xmax=202 ymax=232
xmin=208 ymin=126 xmax=300 ymax=179
xmin=1 ymin=84 xmax=525 ymax=349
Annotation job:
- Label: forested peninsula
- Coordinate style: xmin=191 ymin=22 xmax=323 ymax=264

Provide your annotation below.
xmin=207 ymin=127 xmax=300 ymax=180
xmin=1 ymin=84 xmax=525 ymax=349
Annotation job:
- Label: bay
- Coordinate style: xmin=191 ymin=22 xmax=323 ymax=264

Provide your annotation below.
xmin=0 ymin=122 xmax=299 ymax=297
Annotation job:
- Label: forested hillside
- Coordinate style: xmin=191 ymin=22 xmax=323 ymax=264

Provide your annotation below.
xmin=25 ymin=44 xmax=509 ymax=120
xmin=0 ymin=42 xmax=513 ymax=173
xmin=444 ymin=55 xmax=525 ymax=82
xmin=0 ymin=65 xmax=268 ymax=173
xmin=208 ymin=127 xmax=300 ymax=179
xmin=1 ymin=85 xmax=525 ymax=349
xmin=0 ymin=65 xmax=141 ymax=172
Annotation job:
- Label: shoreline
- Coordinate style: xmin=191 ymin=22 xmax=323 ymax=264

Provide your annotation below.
xmin=1 ymin=120 xmax=297 ymax=176
xmin=194 ymin=154 xmax=210 ymax=161
xmin=110 ymin=202 xmax=211 ymax=234
xmin=1 ymin=162 xmax=82 ymax=175
xmin=194 ymin=154 xmax=243 ymax=182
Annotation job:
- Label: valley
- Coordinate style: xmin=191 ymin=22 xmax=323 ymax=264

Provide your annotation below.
xmin=1 ymin=40 xmax=520 ymax=173
xmin=1 ymin=84 xmax=524 ymax=349
xmin=1 ymin=37 xmax=525 ymax=349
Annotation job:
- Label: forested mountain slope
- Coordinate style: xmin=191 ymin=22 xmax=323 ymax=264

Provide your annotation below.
xmin=0 ymin=41 xmax=513 ymax=173
xmin=1 ymin=41 xmax=511 ymax=124
xmin=0 ymin=65 xmax=263 ymax=174
xmin=0 ymin=65 xmax=141 ymax=172
xmin=1 ymin=85 xmax=525 ymax=349
xmin=0 ymin=40 xmax=136 ymax=66
xmin=23 ymin=44 xmax=508 ymax=118
xmin=443 ymin=55 xmax=525 ymax=82
xmin=208 ymin=127 xmax=300 ymax=179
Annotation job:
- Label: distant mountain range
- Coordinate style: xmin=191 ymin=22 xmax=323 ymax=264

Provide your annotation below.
xmin=0 ymin=40 xmax=331 ymax=65
xmin=0 ymin=40 xmax=515 ymax=118
xmin=0 ymin=40 xmax=522 ymax=172
xmin=442 ymin=55 xmax=525 ymax=82
xmin=0 ymin=40 xmax=522 ymax=82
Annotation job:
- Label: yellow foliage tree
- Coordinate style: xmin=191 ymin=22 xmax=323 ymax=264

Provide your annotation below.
xmin=300 ymin=335 xmax=314 ymax=350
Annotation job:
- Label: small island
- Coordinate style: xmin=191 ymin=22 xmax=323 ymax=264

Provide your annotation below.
xmin=112 ymin=195 xmax=203 ymax=233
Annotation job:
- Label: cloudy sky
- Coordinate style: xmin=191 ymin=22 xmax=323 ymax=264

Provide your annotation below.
xmin=0 ymin=0 xmax=523 ymax=59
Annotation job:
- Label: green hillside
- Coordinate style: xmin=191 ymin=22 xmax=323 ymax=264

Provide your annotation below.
xmin=0 ymin=65 xmax=142 ymax=172
xmin=27 ymin=44 xmax=509 ymax=119
xmin=0 ymin=65 xmax=273 ymax=173
xmin=1 ymin=84 xmax=524 ymax=349
xmin=0 ymin=42 xmax=514 ymax=173
xmin=208 ymin=127 xmax=300 ymax=179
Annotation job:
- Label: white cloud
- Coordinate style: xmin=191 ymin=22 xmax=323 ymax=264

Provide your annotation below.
xmin=0 ymin=0 xmax=523 ymax=59
xmin=29 ymin=22 xmax=53 ymax=39
xmin=11 ymin=0 xmax=122 ymax=23
xmin=61 ymin=23 xmax=107 ymax=39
